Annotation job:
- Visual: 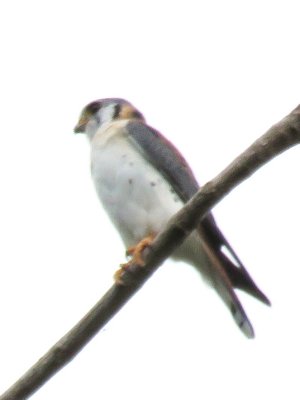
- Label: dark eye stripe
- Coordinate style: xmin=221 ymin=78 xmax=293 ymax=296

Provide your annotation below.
xmin=113 ymin=103 xmax=121 ymax=119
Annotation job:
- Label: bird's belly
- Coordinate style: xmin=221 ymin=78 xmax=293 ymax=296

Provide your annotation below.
xmin=91 ymin=135 xmax=183 ymax=247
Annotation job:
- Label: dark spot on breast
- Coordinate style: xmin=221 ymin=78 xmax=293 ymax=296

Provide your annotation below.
xmin=128 ymin=179 xmax=133 ymax=184
xmin=129 ymin=162 xmax=134 ymax=166
xmin=150 ymin=181 xmax=156 ymax=187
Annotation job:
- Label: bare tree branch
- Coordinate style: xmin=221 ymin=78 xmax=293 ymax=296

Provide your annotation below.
xmin=1 ymin=105 xmax=300 ymax=400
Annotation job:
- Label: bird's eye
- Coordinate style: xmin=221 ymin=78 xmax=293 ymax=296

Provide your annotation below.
xmin=86 ymin=101 xmax=101 ymax=115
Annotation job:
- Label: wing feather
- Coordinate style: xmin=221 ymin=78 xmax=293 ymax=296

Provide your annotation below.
xmin=126 ymin=120 xmax=270 ymax=337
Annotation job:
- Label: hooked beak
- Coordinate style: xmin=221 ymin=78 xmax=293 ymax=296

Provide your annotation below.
xmin=74 ymin=116 xmax=88 ymax=133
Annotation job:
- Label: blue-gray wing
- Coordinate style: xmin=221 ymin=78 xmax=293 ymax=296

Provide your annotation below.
xmin=126 ymin=121 xmax=270 ymax=337
xmin=126 ymin=121 xmax=200 ymax=200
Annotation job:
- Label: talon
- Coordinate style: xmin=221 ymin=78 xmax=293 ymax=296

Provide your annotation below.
xmin=126 ymin=234 xmax=155 ymax=266
xmin=126 ymin=245 xmax=136 ymax=258
xmin=114 ymin=263 xmax=129 ymax=285
xmin=114 ymin=234 xmax=155 ymax=285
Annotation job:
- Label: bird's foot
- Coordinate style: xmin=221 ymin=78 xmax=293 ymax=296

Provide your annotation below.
xmin=126 ymin=235 xmax=155 ymax=265
xmin=114 ymin=235 xmax=155 ymax=285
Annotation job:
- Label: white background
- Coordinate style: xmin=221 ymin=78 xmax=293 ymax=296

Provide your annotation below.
xmin=0 ymin=1 xmax=300 ymax=399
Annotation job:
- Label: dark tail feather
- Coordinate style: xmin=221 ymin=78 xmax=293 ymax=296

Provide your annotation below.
xmin=199 ymin=216 xmax=271 ymax=306
xmin=222 ymin=258 xmax=271 ymax=306
xmin=198 ymin=234 xmax=255 ymax=338
xmin=196 ymin=221 xmax=270 ymax=337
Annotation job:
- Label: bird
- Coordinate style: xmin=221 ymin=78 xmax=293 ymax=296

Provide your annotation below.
xmin=74 ymin=97 xmax=270 ymax=338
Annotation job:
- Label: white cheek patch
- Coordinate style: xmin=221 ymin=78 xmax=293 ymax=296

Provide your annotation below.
xmin=100 ymin=103 xmax=117 ymax=124
xmin=86 ymin=119 xmax=100 ymax=140
xmin=86 ymin=103 xmax=117 ymax=140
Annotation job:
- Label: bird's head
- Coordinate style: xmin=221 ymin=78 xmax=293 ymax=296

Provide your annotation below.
xmin=74 ymin=98 xmax=145 ymax=139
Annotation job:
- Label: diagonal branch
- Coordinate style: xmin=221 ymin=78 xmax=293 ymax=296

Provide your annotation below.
xmin=1 ymin=105 xmax=300 ymax=400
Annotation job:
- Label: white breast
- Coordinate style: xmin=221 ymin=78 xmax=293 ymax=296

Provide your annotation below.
xmin=90 ymin=121 xmax=184 ymax=247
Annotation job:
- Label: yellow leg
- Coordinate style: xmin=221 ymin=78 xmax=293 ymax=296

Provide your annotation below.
xmin=126 ymin=234 xmax=155 ymax=266
xmin=114 ymin=234 xmax=155 ymax=284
